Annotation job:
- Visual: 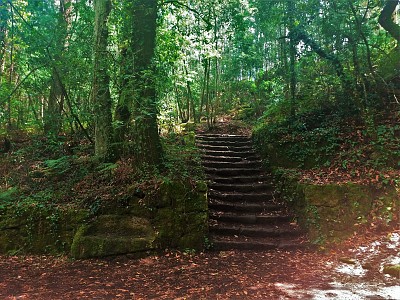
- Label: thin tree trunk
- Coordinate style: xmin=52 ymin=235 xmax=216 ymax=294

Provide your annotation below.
xmin=199 ymin=57 xmax=209 ymax=122
xmin=347 ymin=0 xmax=374 ymax=74
xmin=0 ymin=0 xmax=9 ymax=83
xmin=92 ymin=0 xmax=113 ymax=161
xmin=287 ymin=0 xmax=297 ymax=117
xmin=290 ymin=27 xmax=351 ymax=92
xmin=44 ymin=0 xmax=71 ymax=135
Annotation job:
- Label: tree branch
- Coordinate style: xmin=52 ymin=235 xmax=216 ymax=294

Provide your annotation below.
xmin=378 ymin=0 xmax=400 ymax=43
xmin=161 ymin=0 xmax=212 ymax=28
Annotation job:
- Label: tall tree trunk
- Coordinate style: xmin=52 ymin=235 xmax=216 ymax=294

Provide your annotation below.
xmin=92 ymin=0 xmax=114 ymax=161
xmin=199 ymin=57 xmax=209 ymax=122
xmin=379 ymin=0 xmax=400 ymax=43
xmin=287 ymin=0 xmax=297 ymax=117
xmin=132 ymin=0 xmax=163 ymax=167
xmin=114 ymin=1 xmax=134 ymax=155
xmin=44 ymin=0 xmax=71 ymax=135
xmin=0 ymin=0 xmax=9 ymax=82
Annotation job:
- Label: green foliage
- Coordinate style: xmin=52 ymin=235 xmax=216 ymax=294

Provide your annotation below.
xmin=254 ymin=107 xmax=344 ymax=168
xmin=43 ymin=156 xmax=73 ymax=176
xmin=161 ymin=133 xmax=204 ymax=182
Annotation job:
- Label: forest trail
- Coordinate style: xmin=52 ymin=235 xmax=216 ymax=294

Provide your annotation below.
xmin=197 ymin=133 xmax=307 ymax=250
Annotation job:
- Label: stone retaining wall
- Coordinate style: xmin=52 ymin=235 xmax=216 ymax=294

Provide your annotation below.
xmin=0 ymin=180 xmax=208 ymax=258
xmin=277 ymin=178 xmax=399 ymax=244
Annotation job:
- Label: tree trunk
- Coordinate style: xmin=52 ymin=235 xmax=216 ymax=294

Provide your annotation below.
xmin=114 ymin=76 xmax=132 ymax=156
xmin=379 ymin=0 xmax=400 ymax=43
xmin=114 ymin=2 xmax=134 ymax=155
xmin=131 ymin=0 xmax=163 ymax=167
xmin=44 ymin=0 xmax=71 ymax=135
xmin=92 ymin=0 xmax=114 ymax=161
xmin=287 ymin=0 xmax=297 ymax=117
xmin=0 ymin=0 xmax=9 ymax=82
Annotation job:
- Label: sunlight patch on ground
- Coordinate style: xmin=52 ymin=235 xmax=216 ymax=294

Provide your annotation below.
xmin=274 ymin=282 xmax=400 ymax=300
xmin=335 ymin=263 xmax=366 ymax=277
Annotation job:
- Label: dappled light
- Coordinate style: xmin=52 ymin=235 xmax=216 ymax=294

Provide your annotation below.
xmin=0 ymin=0 xmax=399 ymax=298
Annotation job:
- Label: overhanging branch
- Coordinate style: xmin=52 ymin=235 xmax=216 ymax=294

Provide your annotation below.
xmin=378 ymin=0 xmax=400 ymax=43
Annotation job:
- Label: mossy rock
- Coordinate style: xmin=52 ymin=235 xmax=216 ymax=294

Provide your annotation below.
xmin=153 ymin=208 xmax=208 ymax=250
xmin=70 ymin=215 xmax=156 ymax=259
xmin=0 ymin=207 xmax=89 ymax=255
xmin=157 ymin=180 xmax=208 ymax=213
xmin=304 ymin=184 xmax=344 ymax=207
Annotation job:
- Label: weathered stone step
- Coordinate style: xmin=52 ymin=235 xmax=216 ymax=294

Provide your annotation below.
xmin=209 ymin=212 xmax=293 ymax=224
xmin=210 ymin=235 xmax=308 ymax=251
xmin=200 ymin=150 xmax=257 ymax=158
xmin=210 ymin=175 xmax=270 ymax=184
xmin=209 ymin=190 xmax=274 ymax=202
xmin=201 ymin=155 xmax=259 ymax=162
xmin=209 ymin=199 xmax=284 ymax=213
xmin=210 ymin=222 xmax=302 ymax=238
xmin=209 ymin=182 xmax=273 ymax=193
xmin=204 ymin=167 xmax=262 ymax=176
xmin=202 ymin=160 xmax=262 ymax=169
xmin=197 ymin=144 xmax=254 ymax=152
xmin=196 ymin=139 xmax=252 ymax=147
xmin=197 ymin=132 xmax=308 ymax=251
xmin=196 ymin=134 xmax=251 ymax=142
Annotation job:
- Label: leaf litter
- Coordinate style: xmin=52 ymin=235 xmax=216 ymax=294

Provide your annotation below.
xmin=0 ymin=226 xmax=399 ymax=299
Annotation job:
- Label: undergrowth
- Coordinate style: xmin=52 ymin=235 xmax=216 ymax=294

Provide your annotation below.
xmin=0 ymin=131 xmax=203 ymax=213
xmin=253 ymin=106 xmax=400 ymax=186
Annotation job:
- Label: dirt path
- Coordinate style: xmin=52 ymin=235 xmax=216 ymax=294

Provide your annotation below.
xmin=1 ymin=229 xmax=399 ymax=299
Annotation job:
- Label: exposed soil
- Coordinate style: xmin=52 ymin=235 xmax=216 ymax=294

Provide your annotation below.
xmin=1 ymin=226 xmax=399 ymax=299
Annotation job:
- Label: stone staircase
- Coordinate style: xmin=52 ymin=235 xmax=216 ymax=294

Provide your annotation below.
xmin=196 ymin=133 xmax=307 ymax=251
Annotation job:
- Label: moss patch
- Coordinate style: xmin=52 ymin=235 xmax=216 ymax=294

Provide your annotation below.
xmin=279 ymin=179 xmax=399 ymax=245
xmin=70 ymin=216 xmax=156 ymax=259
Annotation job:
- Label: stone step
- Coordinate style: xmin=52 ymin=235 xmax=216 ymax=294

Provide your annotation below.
xmin=196 ymin=132 xmax=308 ymax=251
xmin=196 ymin=134 xmax=251 ymax=142
xmin=209 ymin=235 xmax=309 ymax=251
xmin=202 ymin=160 xmax=262 ymax=169
xmin=209 ymin=212 xmax=294 ymax=225
xmin=210 ymin=175 xmax=270 ymax=184
xmin=208 ymin=199 xmax=285 ymax=213
xmin=210 ymin=222 xmax=302 ymax=238
xmin=200 ymin=150 xmax=258 ymax=158
xmin=196 ymin=139 xmax=252 ymax=147
xmin=197 ymin=143 xmax=254 ymax=152
xmin=204 ymin=167 xmax=263 ymax=177
xmin=201 ymin=155 xmax=259 ymax=162
xmin=208 ymin=190 xmax=274 ymax=202
xmin=209 ymin=182 xmax=273 ymax=193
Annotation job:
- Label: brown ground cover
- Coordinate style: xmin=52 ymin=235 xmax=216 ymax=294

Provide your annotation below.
xmin=1 ymin=226 xmax=398 ymax=299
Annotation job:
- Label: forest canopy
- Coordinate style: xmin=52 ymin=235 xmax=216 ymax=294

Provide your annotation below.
xmin=0 ymin=0 xmax=399 ymax=163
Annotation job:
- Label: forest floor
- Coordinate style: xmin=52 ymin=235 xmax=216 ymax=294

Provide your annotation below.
xmin=1 ymin=116 xmax=399 ymax=299
xmin=0 ymin=225 xmax=399 ymax=299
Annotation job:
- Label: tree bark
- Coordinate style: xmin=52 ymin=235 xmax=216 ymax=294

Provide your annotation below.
xmin=131 ymin=0 xmax=163 ymax=167
xmin=44 ymin=0 xmax=72 ymax=135
xmin=287 ymin=0 xmax=297 ymax=117
xmin=92 ymin=0 xmax=114 ymax=161
xmin=378 ymin=0 xmax=400 ymax=43
xmin=114 ymin=1 xmax=134 ymax=155
xmin=0 ymin=0 xmax=9 ymax=81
